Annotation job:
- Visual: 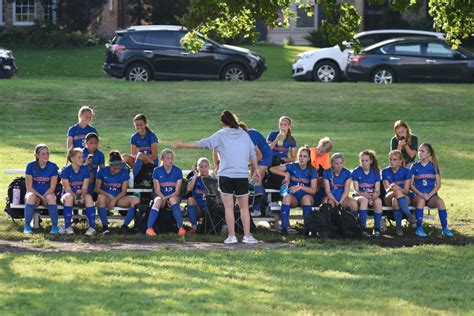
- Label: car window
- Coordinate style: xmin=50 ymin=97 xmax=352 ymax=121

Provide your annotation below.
xmin=129 ymin=32 xmax=146 ymax=44
xmin=359 ymin=34 xmax=380 ymax=48
xmin=425 ymin=42 xmax=454 ymax=58
xmin=144 ymin=31 xmax=182 ymax=47
xmin=385 ymin=43 xmax=422 ymax=56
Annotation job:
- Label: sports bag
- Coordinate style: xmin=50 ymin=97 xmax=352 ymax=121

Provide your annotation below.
xmin=331 ymin=205 xmax=362 ymax=238
xmin=304 ymin=203 xmax=334 ymax=238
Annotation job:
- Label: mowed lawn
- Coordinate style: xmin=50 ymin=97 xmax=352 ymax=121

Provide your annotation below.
xmin=0 ymin=45 xmax=473 ymax=314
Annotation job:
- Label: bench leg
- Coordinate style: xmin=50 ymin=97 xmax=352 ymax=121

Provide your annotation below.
xmin=33 ymin=212 xmax=40 ymax=229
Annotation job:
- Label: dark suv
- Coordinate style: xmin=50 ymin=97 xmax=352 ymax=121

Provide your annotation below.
xmin=102 ymin=25 xmax=267 ymax=82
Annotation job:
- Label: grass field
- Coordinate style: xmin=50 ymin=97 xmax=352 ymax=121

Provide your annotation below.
xmin=0 ymin=44 xmax=473 ymax=315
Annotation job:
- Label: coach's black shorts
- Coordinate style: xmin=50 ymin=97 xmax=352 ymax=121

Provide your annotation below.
xmin=218 ymin=176 xmax=248 ymax=196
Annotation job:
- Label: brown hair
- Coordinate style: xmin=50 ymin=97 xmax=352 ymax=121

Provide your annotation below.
xmin=109 ymin=150 xmax=122 ymax=163
xmin=220 ymin=110 xmax=240 ymax=129
xmin=298 ymin=146 xmax=313 ymax=177
xmin=134 ymin=113 xmax=153 ymax=133
xmin=85 ymin=132 xmax=99 ymax=142
xmin=394 ymin=120 xmax=413 ymax=146
xmin=238 ymin=122 xmax=248 ymax=132
xmin=388 ymin=150 xmax=405 ymax=167
xmin=359 ymin=150 xmax=380 ymax=173
xmin=34 ymin=144 xmax=49 ymax=173
xmin=279 ymin=116 xmax=294 ymax=143
xmin=420 ymin=143 xmax=441 ymax=174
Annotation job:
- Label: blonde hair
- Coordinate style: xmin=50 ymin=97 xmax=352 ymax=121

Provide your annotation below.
xmin=197 ymin=157 xmax=210 ymax=166
xmin=318 ymin=137 xmax=333 ymax=152
xmin=388 ymin=150 xmax=404 ymax=167
xmin=78 ymin=106 xmax=94 ymax=121
xmin=394 ymin=120 xmax=413 ymax=146
xmin=279 ymin=116 xmax=294 ymax=143
xmin=67 ymin=148 xmax=83 ymax=164
xmin=160 ymin=148 xmax=175 ymax=165
xmin=359 ymin=150 xmax=380 ymax=173
xmin=329 ymin=152 xmax=345 ymax=185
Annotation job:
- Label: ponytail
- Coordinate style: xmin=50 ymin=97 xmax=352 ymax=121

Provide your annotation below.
xmin=359 ymin=150 xmax=379 ymax=173
xmin=279 ymin=116 xmax=294 ymax=143
xmin=34 ymin=144 xmax=49 ymax=174
xmin=239 ymin=122 xmax=248 ymax=132
xmin=220 ymin=110 xmax=240 ymax=129
xmin=420 ymin=143 xmax=441 ymax=174
xmin=109 ymin=150 xmax=122 ymax=165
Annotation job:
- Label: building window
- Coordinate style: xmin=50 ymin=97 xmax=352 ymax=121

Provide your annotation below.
xmin=44 ymin=0 xmax=57 ymax=24
xmin=296 ymin=4 xmax=315 ymax=28
xmin=0 ymin=0 xmax=5 ymax=25
xmin=14 ymin=0 xmax=36 ymax=26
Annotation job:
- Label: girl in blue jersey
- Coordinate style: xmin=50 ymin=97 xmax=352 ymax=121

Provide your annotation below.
xmin=322 ymin=153 xmax=357 ymax=211
xmin=95 ymin=151 xmax=140 ymax=235
xmin=186 ymin=157 xmax=211 ymax=234
xmin=24 ymin=144 xmax=59 ymax=234
xmin=146 ymin=149 xmax=185 ymax=236
xmin=82 ymin=133 xmax=105 ymax=198
xmin=382 ymin=150 xmax=416 ymax=236
xmin=67 ymin=106 xmax=98 ymax=151
xmin=270 ymin=146 xmax=317 ymax=235
xmin=59 ymin=148 xmax=95 ymax=236
xmin=122 ymin=114 xmax=159 ymax=177
xmin=352 ymin=150 xmax=383 ymax=237
xmin=267 ymin=116 xmax=297 ymax=163
xmin=410 ymin=143 xmax=453 ymax=237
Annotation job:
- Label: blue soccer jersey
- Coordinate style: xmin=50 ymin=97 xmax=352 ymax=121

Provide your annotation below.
xmin=153 ymin=165 xmax=183 ymax=196
xmin=25 ymin=161 xmax=59 ymax=195
xmin=190 ymin=176 xmax=207 ymax=209
xmin=67 ymin=124 xmax=98 ymax=149
xmin=352 ymin=166 xmax=381 ymax=193
xmin=248 ymin=128 xmax=272 ymax=166
xmin=410 ymin=161 xmax=438 ymax=193
xmin=286 ymin=162 xmax=317 ymax=188
xmin=83 ymin=148 xmax=105 ymax=176
xmin=96 ymin=166 xmax=129 ymax=197
xmin=381 ymin=166 xmax=410 ymax=189
xmin=60 ymin=165 xmax=90 ymax=194
xmin=267 ymin=131 xmax=297 ymax=159
xmin=323 ymin=167 xmax=352 ymax=201
xmin=131 ymin=130 xmax=159 ymax=165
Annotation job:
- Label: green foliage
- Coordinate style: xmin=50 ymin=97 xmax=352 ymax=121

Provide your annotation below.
xmin=304 ymin=29 xmax=331 ymax=47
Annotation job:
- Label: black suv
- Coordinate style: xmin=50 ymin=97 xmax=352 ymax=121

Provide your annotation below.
xmin=0 ymin=48 xmax=17 ymax=79
xmin=102 ymin=25 xmax=267 ymax=82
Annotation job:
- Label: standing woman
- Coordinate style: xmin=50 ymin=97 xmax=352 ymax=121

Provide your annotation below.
xmin=59 ymin=148 xmax=95 ymax=235
xmin=322 ymin=153 xmax=357 ymax=211
xmin=267 ymin=116 xmax=297 ymax=163
xmin=391 ymin=120 xmax=418 ymax=167
xmin=410 ymin=143 xmax=453 ymax=237
xmin=382 ymin=150 xmax=416 ymax=236
xmin=122 ymin=114 xmax=159 ymax=177
xmin=145 ymin=149 xmax=185 ymax=237
xmin=352 ymin=150 xmax=383 ymax=237
xmin=24 ymin=144 xmax=59 ymax=234
xmin=95 ymin=151 xmax=140 ymax=235
xmin=270 ymin=146 xmax=317 ymax=235
xmin=67 ymin=106 xmax=98 ymax=151
xmin=173 ymin=110 xmax=259 ymax=244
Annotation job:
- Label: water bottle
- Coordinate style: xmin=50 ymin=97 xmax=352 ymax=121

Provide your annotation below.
xmin=277 ymin=130 xmax=286 ymax=147
xmin=280 ymin=183 xmax=288 ymax=197
xmin=128 ymin=169 xmax=134 ymax=188
xmin=12 ymin=186 xmax=21 ymax=205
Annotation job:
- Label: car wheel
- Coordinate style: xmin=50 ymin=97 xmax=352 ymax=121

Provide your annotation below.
xmin=126 ymin=63 xmax=152 ymax=82
xmin=313 ymin=61 xmax=340 ymax=83
xmin=222 ymin=64 xmax=248 ymax=81
xmin=371 ymin=67 xmax=396 ymax=84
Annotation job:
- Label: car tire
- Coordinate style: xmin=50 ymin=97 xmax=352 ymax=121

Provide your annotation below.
xmin=221 ymin=64 xmax=248 ymax=81
xmin=312 ymin=61 xmax=340 ymax=83
xmin=371 ymin=67 xmax=396 ymax=84
xmin=126 ymin=63 xmax=152 ymax=82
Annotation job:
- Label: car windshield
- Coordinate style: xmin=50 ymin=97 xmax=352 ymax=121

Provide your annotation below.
xmin=196 ymin=32 xmax=222 ymax=48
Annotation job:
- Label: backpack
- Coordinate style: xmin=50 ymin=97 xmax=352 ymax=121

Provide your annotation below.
xmin=263 ymin=155 xmax=285 ymax=190
xmin=331 ymin=205 xmax=362 ymax=239
xmin=5 ymin=177 xmax=27 ymax=219
xmin=304 ymin=203 xmax=334 ymax=238
xmin=134 ymin=163 xmax=154 ymax=189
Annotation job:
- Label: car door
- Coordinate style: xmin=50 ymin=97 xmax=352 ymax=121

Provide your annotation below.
xmin=176 ymin=41 xmax=222 ymax=79
xmin=383 ymin=42 xmax=427 ymax=81
xmin=423 ymin=42 xmax=470 ymax=81
xmin=144 ymin=31 xmax=186 ymax=77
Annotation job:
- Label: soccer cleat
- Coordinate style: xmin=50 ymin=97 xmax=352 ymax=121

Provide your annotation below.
xmin=58 ymin=225 xmax=66 ymax=235
xmin=251 ymin=210 xmax=261 ymax=217
xmin=407 ymin=213 xmax=417 ymax=226
xmin=396 ymin=226 xmax=404 ymax=237
xmin=146 ymin=228 xmax=156 ymax=236
xmin=50 ymin=226 xmax=59 ymax=235
xmin=362 ymin=231 xmax=371 ymax=238
xmin=187 ymin=228 xmax=197 ymax=235
xmin=442 ymin=227 xmax=454 ymax=237
xmin=177 ymin=227 xmax=186 ymax=236
xmin=242 ymin=235 xmax=259 ymax=244
xmin=224 ymin=235 xmax=238 ymax=244
xmin=23 ymin=225 xmax=32 ymax=234
xmin=65 ymin=226 xmax=74 ymax=235
xmin=372 ymin=230 xmax=381 ymax=237
xmin=85 ymin=227 xmax=96 ymax=236
xmin=102 ymin=229 xmax=110 ymax=236
xmin=415 ymin=227 xmax=428 ymax=237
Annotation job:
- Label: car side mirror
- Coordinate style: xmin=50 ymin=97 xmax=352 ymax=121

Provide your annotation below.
xmin=342 ymin=40 xmax=352 ymax=48
xmin=202 ymin=43 xmax=214 ymax=51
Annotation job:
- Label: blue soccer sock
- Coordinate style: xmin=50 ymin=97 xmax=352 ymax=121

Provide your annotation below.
xmin=359 ymin=210 xmax=368 ymax=230
xmin=415 ymin=208 xmax=424 ymax=229
xmin=98 ymin=207 xmax=108 ymax=226
xmin=24 ymin=204 xmax=35 ymax=228
xmin=393 ymin=209 xmax=402 ymax=227
xmin=253 ymin=185 xmax=265 ymax=211
xmin=187 ymin=205 xmax=198 ymax=226
xmin=397 ymin=196 xmax=411 ymax=217
xmin=124 ymin=206 xmax=135 ymax=226
xmin=302 ymin=205 xmax=312 ymax=218
xmin=438 ymin=209 xmax=448 ymax=229
xmin=171 ymin=203 xmax=183 ymax=228
xmin=147 ymin=208 xmax=159 ymax=228
xmin=374 ymin=213 xmax=382 ymax=231
xmin=49 ymin=204 xmax=58 ymax=227
xmin=85 ymin=206 xmax=96 ymax=229
xmin=63 ymin=206 xmax=73 ymax=228
xmin=132 ymin=157 xmax=143 ymax=177
xmin=280 ymin=204 xmax=291 ymax=229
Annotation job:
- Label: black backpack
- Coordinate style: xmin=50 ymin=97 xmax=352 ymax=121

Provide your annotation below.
xmin=331 ymin=205 xmax=362 ymax=239
xmin=5 ymin=177 xmax=27 ymax=219
xmin=134 ymin=163 xmax=154 ymax=189
xmin=304 ymin=203 xmax=334 ymax=238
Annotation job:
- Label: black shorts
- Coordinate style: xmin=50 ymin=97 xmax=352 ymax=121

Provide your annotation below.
xmin=218 ymin=176 xmax=248 ymax=196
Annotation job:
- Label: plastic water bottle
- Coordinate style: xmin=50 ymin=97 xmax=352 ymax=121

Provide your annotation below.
xmin=12 ymin=186 xmax=21 ymax=205
xmin=277 ymin=130 xmax=286 ymax=147
xmin=280 ymin=183 xmax=288 ymax=197
xmin=128 ymin=169 xmax=134 ymax=188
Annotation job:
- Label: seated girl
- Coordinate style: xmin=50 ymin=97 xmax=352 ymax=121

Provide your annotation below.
xmin=322 ymin=153 xmax=357 ymax=211
xmin=82 ymin=132 xmax=105 ymax=199
xmin=186 ymin=157 xmax=211 ymax=234
xmin=267 ymin=116 xmax=297 ymax=163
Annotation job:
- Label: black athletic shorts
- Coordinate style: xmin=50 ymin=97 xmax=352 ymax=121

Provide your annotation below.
xmin=218 ymin=176 xmax=248 ymax=196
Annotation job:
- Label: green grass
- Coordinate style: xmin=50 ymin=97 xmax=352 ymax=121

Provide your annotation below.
xmin=0 ymin=45 xmax=473 ymax=314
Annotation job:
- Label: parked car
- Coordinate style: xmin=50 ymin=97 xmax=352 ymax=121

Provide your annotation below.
xmin=102 ymin=25 xmax=267 ymax=82
xmin=345 ymin=37 xmax=474 ymax=84
xmin=0 ymin=48 xmax=17 ymax=79
xmin=291 ymin=29 xmax=445 ymax=82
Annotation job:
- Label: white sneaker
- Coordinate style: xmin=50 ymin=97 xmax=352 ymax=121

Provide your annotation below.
xmin=224 ymin=235 xmax=238 ymax=244
xmin=251 ymin=210 xmax=261 ymax=217
xmin=85 ymin=227 xmax=96 ymax=236
xmin=58 ymin=225 xmax=66 ymax=235
xmin=242 ymin=235 xmax=259 ymax=244
xmin=65 ymin=226 xmax=74 ymax=235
